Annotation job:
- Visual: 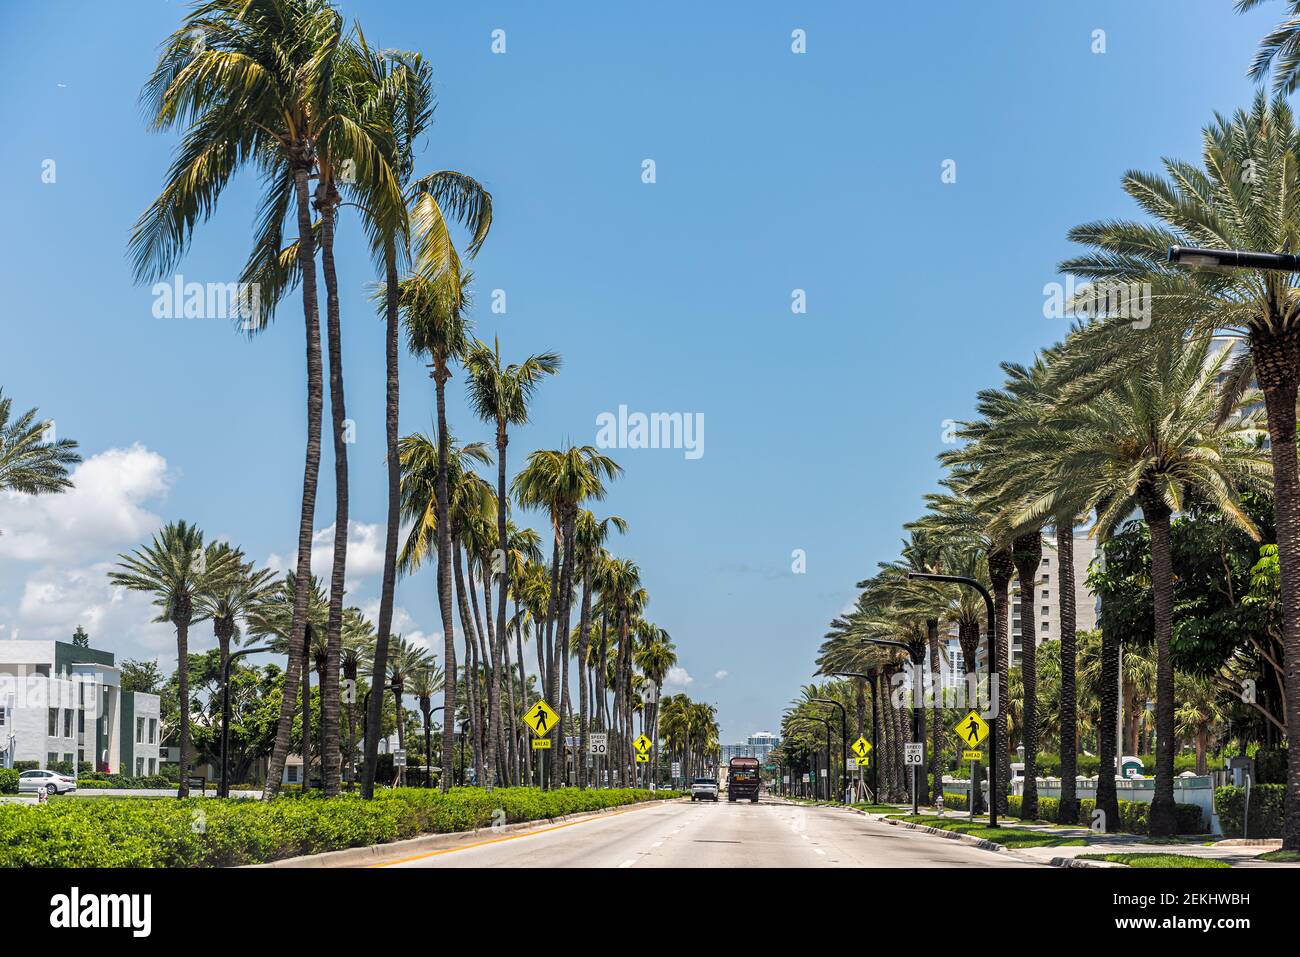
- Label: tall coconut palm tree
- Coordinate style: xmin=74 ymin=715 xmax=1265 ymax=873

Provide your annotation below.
xmin=340 ymin=607 xmax=375 ymax=787
xmin=110 ymin=522 xmax=240 ymax=796
xmin=408 ymin=663 xmax=444 ymax=787
xmin=0 ymin=391 xmax=80 ymax=498
xmin=349 ymin=36 xmax=493 ymax=799
xmin=463 ymin=337 xmax=561 ymax=784
xmin=1055 ymin=94 xmax=1300 ymax=844
xmin=398 ymin=431 xmax=492 ymax=783
xmin=513 ymin=447 xmax=622 ymax=784
xmin=1017 ymin=336 xmax=1271 ymax=834
xmin=134 ymin=0 xmax=350 ymax=801
xmin=383 ymin=636 xmax=435 ymax=786
xmin=573 ymin=512 xmax=626 ymax=786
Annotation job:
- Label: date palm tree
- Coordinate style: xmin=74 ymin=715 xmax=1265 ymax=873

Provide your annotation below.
xmin=1237 ymin=1 xmax=1300 ymax=93
xmin=110 ymin=521 xmax=241 ymax=796
xmin=0 ymin=391 xmax=80 ymax=498
xmin=1014 ymin=336 xmax=1271 ymax=835
xmin=133 ymin=0 xmax=350 ymax=800
xmin=1055 ymin=94 xmax=1300 ymax=845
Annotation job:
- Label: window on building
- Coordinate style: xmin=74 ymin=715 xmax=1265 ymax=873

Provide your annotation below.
xmin=63 ymin=753 xmax=73 ymax=765
xmin=287 ymin=765 xmax=299 ymax=783
xmin=1042 ymin=589 xmax=1049 ymax=598
xmin=77 ymin=709 xmax=84 ymax=734
xmin=1042 ymin=606 xmax=1050 ymax=616
xmin=149 ymin=718 xmax=157 ymax=744
xmin=46 ymin=752 xmax=57 ymax=767
xmin=148 ymin=759 xmax=157 ymax=775
xmin=77 ymin=749 xmax=84 ymax=768
xmin=1042 ymin=557 xmax=1050 ymax=565
xmin=1041 ymin=621 xmax=1050 ymax=631
xmin=0 ymin=707 xmax=6 ymax=727
xmin=137 ymin=717 xmax=145 ymax=744
xmin=48 ymin=708 xmax=58 ymax=736
xmin=1041 ymin=574 xmax=1050 ymax=583
xmin=63 ymin=709 xmax=73 ymax=738
xmin=135 ymin=757 xmax=144 ymax=776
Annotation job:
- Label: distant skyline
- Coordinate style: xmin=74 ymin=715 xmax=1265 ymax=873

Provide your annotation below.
xmin=0 ymin=1 xmax=1279 ymax=741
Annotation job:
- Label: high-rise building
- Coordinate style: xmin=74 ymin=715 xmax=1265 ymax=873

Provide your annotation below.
xmin=719 ymin=731 xmax=781 ymax=765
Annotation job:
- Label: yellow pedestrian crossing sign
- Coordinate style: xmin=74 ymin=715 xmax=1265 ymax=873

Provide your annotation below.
xmin=851 ymin=736 xmax=872 ymax=761
xmin=523 ymin=699 xmax=559 ymax=737
xmin=633 ymin=734 xmax=652 ymax=756
xmin=953 ymin=710 xmax=989 ymax=748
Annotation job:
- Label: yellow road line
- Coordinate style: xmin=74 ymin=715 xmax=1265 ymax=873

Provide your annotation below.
xmin=368 ymin=801 xmax=667 ymax=868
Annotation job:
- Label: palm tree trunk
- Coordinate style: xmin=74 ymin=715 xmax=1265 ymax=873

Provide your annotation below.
xmin=453 ymin=540 xmax=485 ymax=784
xmin=434 ymin=360 xmax=458 ymax=793
xmin=175 ymin=616 xmax=191 ymax=799
xmin=1013 ymin=532 xmax=1042 ymax=819
xmin=989 ymin=547 xmax=1014 ymax=815
xmin=365 ymin=238 xmax=401 ymax=800
xmin=468 ymin=562 xmax=496 ymax=785
xmin=319 ymin=195 xmax=346 ymax=799
xmin=1097 ymin=620 xmax=1121 ymax=832
xmin=392 ymin=687 xmax=405 ymax=786
xmin=264 ymin=163 xmax=323 ymax=801
xmin=553 ymin=508 xmax=578 ymax=787
xmin=301 ymin=637 xmax=312 ymax=788
xmin=493 ymin=425 xmax=511 ymax=784
xmin=957 ymin=619 xmax=986 ymax=814
xmin=1056 ymin=519 xmax=1080 ymax=824
xmin=1142 ymin=500 xmax=1177 ymax=837
xmin=575 ymin=561 xmax=594 ymax=788
xmin=1252 ymin=328 xmax=1300 ymax=851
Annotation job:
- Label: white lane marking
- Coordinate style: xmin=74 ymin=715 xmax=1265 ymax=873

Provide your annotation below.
xmin=814 ymin=848 xmax=826 ymax=856
xmin=618 ymin=859 xmax=636 ymax=868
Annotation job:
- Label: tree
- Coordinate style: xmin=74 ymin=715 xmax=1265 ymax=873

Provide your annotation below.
xmin=71 ymin=626 xmax=90 ymax=649
xmin=1055 ymin=94 xmax=1300 ymax=846
xmin=109 ymin=521 xmax=240 ymax=797
xmin=463 ymin=337 xmax=561 ymax=785
xmin=0 ymin=390 xmax=80 ymax=497
xmin=121 ymin=659 xmax=163 ymax=696
xmin=1238 ymin=1 xmax=1300 ymax=93
xmin=513 ymin=446 xmax=622 ymax=784
xmin=134 ymin=0 xmax=348 ymax=801
xmin=1026 ymin=336 xmax=1271 ymax=834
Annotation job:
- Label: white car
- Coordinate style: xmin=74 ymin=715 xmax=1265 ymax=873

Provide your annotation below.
xmin=17 ymin=769 xmax=76 ymax=795
xmin=690 ymin=777 xmax=719 ymax=802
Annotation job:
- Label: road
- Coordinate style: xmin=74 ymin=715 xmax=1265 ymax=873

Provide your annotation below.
xmin=376 ymin=798 xmax=1045 ymax=868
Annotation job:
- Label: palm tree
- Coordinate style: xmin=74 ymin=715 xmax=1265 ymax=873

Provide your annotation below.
xmin=1238 ymin=1 xmax=1300 ymax=93
xmin=194 ymin=544 xmax=276 ymax=789
xmin=110 ymin=522 xmax=240 ymax=796
xmin=463 ymin=337 xmax=561 ymax=785
xmin=594 ymin=557 xmax=645 ymax=785
xmin=0 ymin=391 xmax=80 ymax=498
xmin=1055 ymin=94 xmax=1300 ymax=845
xmin=349 ymin=38 xmax=492 ymax=800
xmin=1019 ymin=336 xmax=1271 ymax=834
xmin=514 ymin=446 xmax=622 ymax=784
xmin=407 ymin=664 xmax=444 ymax=787
xmin=1175 ymin=672 xmax=1228 ymax=774
xmin=383 ymin=636 xmax=434 ymax=786
xmin=398 ymin=431 xmax=492 ymax=784
xmin=340 ymin=608 xmax=375 ymax=787
xmin=133 ymin=0 xmax=350 ymax=801
xmin=247 ymin=573 xmax=330 ymax=787
xmin=395 ymin=226 xmax=473 ymax=791
xmin=573 ymin=512 xmax=626 ymax=786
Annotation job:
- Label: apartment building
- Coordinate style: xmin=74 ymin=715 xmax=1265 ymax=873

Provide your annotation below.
xmin=0 ymin=639 xmax=160 ymax=774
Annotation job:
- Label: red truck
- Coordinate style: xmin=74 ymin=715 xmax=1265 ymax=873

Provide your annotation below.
xmin=727 ymin=756 xmax=761 ymax=803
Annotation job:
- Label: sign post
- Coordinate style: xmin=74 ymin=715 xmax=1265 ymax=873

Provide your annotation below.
xmin=522 ymin=699 xmax=559 ymax=790
xmin=904 ymin=742 xmax=924 ymax=815
xmin=953 ymin=710 xmax=990 ymax=821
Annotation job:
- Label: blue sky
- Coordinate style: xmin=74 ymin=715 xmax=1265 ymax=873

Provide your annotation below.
xmin=0 ymin=1 xmax=1280 ymax=741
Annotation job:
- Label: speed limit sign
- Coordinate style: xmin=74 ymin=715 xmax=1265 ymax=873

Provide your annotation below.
xmin=588 ymin=733 xmax=608 ymax=755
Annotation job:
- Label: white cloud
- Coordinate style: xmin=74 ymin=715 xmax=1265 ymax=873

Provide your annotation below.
xmin=714 ymin=670 xmax=729 ymax=681
xmin=358 ymin=599 xmax=437 ymax=656
xmin=665 ymin=665 xmax=693 ymax=689
xmin=0 ymin=445 xmax=171 ymax=563
xmin=15 ymin=561 xmax=176 ymax=658
xmin=310 ymin=520 xmax=387 ymax=582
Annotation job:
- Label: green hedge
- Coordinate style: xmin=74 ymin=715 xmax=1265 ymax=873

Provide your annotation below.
xmin=0 ymin=787 xmax=679 ymax=867
xmin=0 ymin=770 xmax=18 ymax=795
xmin=1007 ymin=795 xmax=1204 ymax=833
xmin=1215 ymin=785 xmax=1285 ymax=838
xmin=74 ymin=775 xmax=174 ymax=790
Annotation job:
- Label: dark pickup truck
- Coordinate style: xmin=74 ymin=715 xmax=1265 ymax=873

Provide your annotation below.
xmin=727 ymin=757 xmax=761 ymax=803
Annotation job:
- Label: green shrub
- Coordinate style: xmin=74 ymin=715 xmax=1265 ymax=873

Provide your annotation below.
xmin=0 ymin=769 xmax=18 ymax=794
xmin=0 ymin=786 xmax=678 ymax=867
xmin=942 ymin=791 xmax=968 ymax=810
xmin=1253 ymin=748 xmax=1289 ymax=785
xmin=1215 ymin=784 xmax=1285 ymax=838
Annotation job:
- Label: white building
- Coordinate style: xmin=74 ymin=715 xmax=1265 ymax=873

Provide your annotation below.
xmin=0 ymin=639 xmax=160 ymax=774
xmin=720 ymin=731 xmax=780 ymax=765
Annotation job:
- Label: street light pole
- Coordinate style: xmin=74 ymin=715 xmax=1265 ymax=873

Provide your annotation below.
xmin=221 ymin=645 xmax=274 ymax=798
xmin=906 ymin=571 xmax=999 ymax=828
xmin=791 ymin=716 xmax=833 ymax=800
xmin=811 ymin=697 xmax=848 ymax=803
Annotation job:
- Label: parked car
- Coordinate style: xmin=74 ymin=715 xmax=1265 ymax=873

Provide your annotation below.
xmin=18 ymin=769 xmax=76 ymax=795
xmin=690 ymin=777 xmax=719 ymax=802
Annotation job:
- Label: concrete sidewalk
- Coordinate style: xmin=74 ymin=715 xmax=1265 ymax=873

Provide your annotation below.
xmin=859 ymin=804 xmax=1295 ymax=868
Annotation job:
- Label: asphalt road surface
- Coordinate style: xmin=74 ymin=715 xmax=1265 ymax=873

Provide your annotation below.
xmin=375 ymin=797 xmax=1046 ymax=868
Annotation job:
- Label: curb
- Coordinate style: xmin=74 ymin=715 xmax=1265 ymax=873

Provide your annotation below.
xmin=245 ymin=796 xmax=681 ymax=868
